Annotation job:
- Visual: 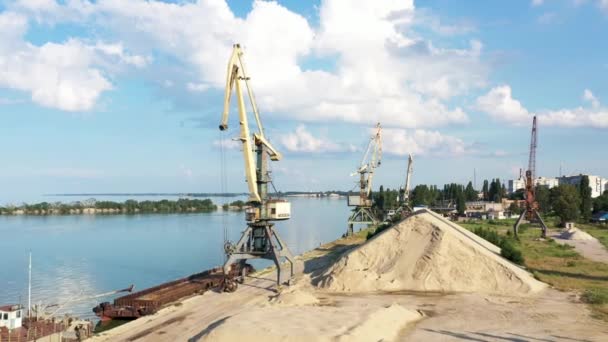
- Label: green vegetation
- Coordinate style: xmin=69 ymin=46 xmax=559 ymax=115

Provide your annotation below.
xmin=593 ymin=190 xmax=608 ymax=213
xmin=471 ymin=227 xmax=524 ymax=264
xmin=222 ymin=200 xmax=247 ymax=210
xmin=579 ymin=176 xmax=592 ymax=222
xmin=551 ymin=184 xmax=582 ymax=225
xmin=463 ymin=219 xmax=608 ymax=321
xmin=0 ymin=198 xmax=217 ymax=215
xmin=582 ymin=288 xmax=608 ymax=305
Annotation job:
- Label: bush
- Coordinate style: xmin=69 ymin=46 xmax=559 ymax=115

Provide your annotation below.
xmin=581 ymin=288 xmax=608 ymax=305
xmin=472 ymin=227 xmax=525 ymax=265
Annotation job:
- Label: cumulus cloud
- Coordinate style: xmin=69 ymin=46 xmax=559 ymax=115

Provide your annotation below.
xmin=382 ymin=128 xmax=472 ymax=156
xmin=0 ymin=10 xmax=152 ymax=111
xmin=279 ymin=125 xmax=356 ymax=153
xmin=7 ymin=0 xmax=487 ymax=126
xmin=476 ymin=86 xmax=608 ymax=128
xmin=475 ymin=85 xmax=532 ymax=125
xmin=583 ymin=89 xmax=600 ymax=108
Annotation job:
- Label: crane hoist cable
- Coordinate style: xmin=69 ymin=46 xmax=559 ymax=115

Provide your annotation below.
xmin=218 ymin=130 xmax=229 ymax=263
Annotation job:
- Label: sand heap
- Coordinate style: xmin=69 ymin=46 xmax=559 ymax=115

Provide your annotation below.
xmin=559 ymin=227 xmax=595 ymax=241
xmin=316 ymin=209 xmax=546 ymax=295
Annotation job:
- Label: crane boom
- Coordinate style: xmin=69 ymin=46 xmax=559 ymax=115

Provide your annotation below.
xmin=219 ymin=44 xmax=281 ymax=203
xmin=528 ymin=116 xmax=537 ymax=181
xmin=404 ymin=154 xmax=413 ymax=199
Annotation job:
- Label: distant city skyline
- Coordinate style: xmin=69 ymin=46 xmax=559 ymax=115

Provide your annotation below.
xmin=1 ymin=0 xmax=606 ymax=200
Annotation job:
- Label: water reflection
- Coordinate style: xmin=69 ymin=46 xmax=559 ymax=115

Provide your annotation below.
xmin=1 ymin=197 xmax=350 ymax=319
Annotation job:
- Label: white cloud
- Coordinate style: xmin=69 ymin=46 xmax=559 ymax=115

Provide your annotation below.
xmin=93 ymin=42 xmax=151 ymax=68
xmin=382 ymin=128 xmax=471 ymax=156
xmin=0 ymin=11 xmax=155 ymax=111
xmin=8 ymin=0 xmax=487 ymax=127
xmin=186 ymin=82 xmax=210 ymax=93
xmin=532 ymin=0 xmax=545 ymax=6
xmin=583 ymin=89 xmax=600 ymax=108
xmin=475 ymin=85 xmax=532 ymax=125
xmin=477 ymin=86 xmax=608 ymax=128
xmin=279 ymin=125 xmax=356 ymax=153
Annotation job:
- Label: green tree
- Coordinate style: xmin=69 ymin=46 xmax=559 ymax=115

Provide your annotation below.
xmin=465 ymin=181 xmax=477 ymax=201
xmin=535 ymin=185 xmax=551 ymax=213
xmin=412 ymin=185 xmax=430 ymax=206
xmin=508 ymin=202 xmax=522 ymax=215
xmin=456 ymin=192 xmax=466 ymax=216
xmin=579 ymin=176 xmax=592 ymax=222
xmin=482 ymin=180 xmax=489 ymax=201
xmin=594 ymin=191 xmax=608 ymax=213
xmin=552 ymin=184 xmax=582 ymax=225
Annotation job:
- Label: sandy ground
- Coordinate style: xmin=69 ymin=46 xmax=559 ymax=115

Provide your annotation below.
xmin=551 ymin=229 xmax=608 ymax=263
xmin=89 ymin=215 xmax=608 ymax=341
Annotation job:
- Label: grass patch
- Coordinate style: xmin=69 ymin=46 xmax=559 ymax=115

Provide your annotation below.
xmin=582 ymin=287 xmax=608 ymax=304
xmin=462 ymin=219 xmax=608 ymax=322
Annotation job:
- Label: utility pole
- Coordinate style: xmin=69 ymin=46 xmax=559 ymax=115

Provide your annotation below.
xmin=28 ymin=252 xmax=31 ymax=319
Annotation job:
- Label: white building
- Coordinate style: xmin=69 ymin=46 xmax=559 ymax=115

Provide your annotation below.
xmin=0 ymin=304 xmax=23 ymax=330
xmin=508 ymin=176 xmax=558 ymax=194
xmin=508 ymin=178 xmax=526 ymax=194
xmin=559 ymin=174 xmax=607 ymax=198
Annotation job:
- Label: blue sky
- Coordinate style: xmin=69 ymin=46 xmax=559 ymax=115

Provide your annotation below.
xmin=0 ymin=0 xmax=606 ymax=202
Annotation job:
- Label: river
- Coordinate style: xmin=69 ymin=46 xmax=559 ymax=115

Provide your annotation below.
xmin=0 ymin=196 xmax=351 ymax=320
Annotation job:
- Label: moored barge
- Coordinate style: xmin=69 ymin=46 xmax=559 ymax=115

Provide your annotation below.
xmin=93 ymin=263 xmax=252 ymax=321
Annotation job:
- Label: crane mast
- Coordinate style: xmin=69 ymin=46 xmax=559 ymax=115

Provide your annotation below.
xmin=347 ymin=123 xmax=382 ymax=236
xmin=514 ymin=115 xmax=547 ymax=238
xmin=399 ymin=154 xmax=414 ymax=209
xmin=219 ymin=44 xmax=295 ymax=289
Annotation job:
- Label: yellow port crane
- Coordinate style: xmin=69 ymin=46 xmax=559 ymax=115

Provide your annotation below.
xmin=219 ymin=44 xmax=295 ymax=289
xmin=398 ymin=153 xmax=414 ymax=213
xmin=347 ymin=123 xmax=382 ymax=236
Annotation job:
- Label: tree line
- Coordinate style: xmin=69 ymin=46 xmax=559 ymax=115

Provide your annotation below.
xmin=0 ymin=198 xmax=217 ymax=215
xmin=372 ymin=175 xmax=606 ymax=225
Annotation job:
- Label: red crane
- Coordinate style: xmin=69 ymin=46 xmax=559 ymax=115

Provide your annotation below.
xmin=514 ymin=116 xmax=548 ymax=238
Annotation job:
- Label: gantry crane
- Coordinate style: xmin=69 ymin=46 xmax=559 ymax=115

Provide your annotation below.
xmin=346 ymin=123 xmax=382 ymax=236
xmin=398 ymin=154 xmax=414 ymax=213
xmin=219 ymin=44 xmax=295 ymax=288
xmin=514 ymin=115 xmax=548 ymax=238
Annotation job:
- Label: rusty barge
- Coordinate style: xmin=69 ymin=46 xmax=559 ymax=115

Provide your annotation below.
xmin=93 ymin=263 xmax=252 ymax=321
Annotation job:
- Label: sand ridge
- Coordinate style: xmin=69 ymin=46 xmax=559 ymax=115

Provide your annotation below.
xmin=315 ymin=209 xmax=546 ymax=295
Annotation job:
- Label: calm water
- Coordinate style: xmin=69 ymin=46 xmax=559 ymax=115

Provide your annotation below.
xmin=0 ymin=196 xmax=350 ymax=320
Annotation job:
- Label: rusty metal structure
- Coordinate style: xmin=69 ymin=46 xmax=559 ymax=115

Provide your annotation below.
xmin=93 ymin=264 xmax=251 ymax=321
xmin=514 ymin=116 xmax=548 ymax=238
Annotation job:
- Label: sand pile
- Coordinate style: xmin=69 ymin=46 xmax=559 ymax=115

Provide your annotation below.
xmin=202 ymin=303 xmax=423 ymax=342
xmin=316 ymin=209 xmax=546 ymax=295
xmin=559 ymin=227 xmax=595 ymax=241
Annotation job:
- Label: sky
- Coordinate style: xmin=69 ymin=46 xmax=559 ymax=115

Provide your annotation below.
xmin=0 ymin=0 xmax=607 ymax=200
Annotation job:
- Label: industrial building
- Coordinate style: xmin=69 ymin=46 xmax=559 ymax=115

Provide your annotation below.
xmin=558 ymin=174 xmax=608 ymax=198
